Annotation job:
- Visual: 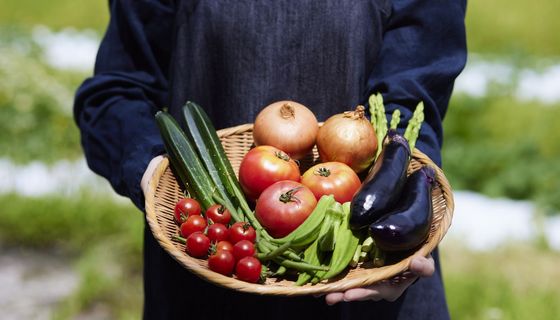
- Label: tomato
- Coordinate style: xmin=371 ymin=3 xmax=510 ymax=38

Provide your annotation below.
xmin=208 ymin=250 xmax=236 ymax=276
xmin=185 ymin=232 xmax=210 ymax=258
xmin=174 ymin=198 xmax=201 ymax=224
xmin=229 ymin=222 xmax=257 ymax=244
xmin=215 ymin=240 xmax=234 ymax=253
xmin=255 ymin=181 xmax=317 ymax=238
xmin=205 ymin=204 xmax=232 ymax=225
xmin=235 ymin=256 xmax=262 ymax=283
xmin=180 ymin=215 xmax=207 ymax=238
xmin=238 ymin=145 xmax=301 ymax=200
xmin=207 ymin=223 xmax=230 ymax=243
xmin=232 ymin=240 xmax=255 ymax=261
xmin=301 ymin=162 xmax=362 ymax=203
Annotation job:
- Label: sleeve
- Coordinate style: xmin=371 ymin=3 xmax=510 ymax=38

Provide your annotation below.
xmin=366 ymin=0 xmax=467 ymax=167
xmin=73 ymin=0 xmax=175 ymax=210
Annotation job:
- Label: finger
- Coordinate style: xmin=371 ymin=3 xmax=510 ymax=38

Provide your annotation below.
xmin=325 ymin=292 xmax=344 ymax=306
xmin=343 ymin=287 xmax=382 ymax=302
xmin=409 ymin=255 xmax=435 ymax=277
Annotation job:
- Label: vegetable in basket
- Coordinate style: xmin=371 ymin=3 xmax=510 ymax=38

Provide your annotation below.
xmin=253 ymin=100 xmax=319 ymax=160
xmin=369 ymin=166 xmax=436 ymax=252
xmin=349 ymin=130 xmax=411 ymax=230
xmin=316 ymin=105 xmax=378 ymax=173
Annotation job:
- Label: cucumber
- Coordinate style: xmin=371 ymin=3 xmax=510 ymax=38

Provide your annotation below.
xmin=181 ymin=101 xmax=257 ymax=225
xmin=155 ymin=111 xmax=216 ymax=209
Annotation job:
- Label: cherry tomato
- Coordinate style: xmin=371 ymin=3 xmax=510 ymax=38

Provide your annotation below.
xmin=207 ymin=223 xmax=230 ymax=243
xmin=235 ymin=256 xmax=262 ymax=283
xmin=238 ymin=145 xmax=301 ymax=200
xmin=205 ymin=204 xmax=232 ymax=225
xmin=232 ymin=240 xmax=255 ymax=261
xmin=229 ymin=222 xmax=257 ymax=244
xmin=208 ymin=250 xmax=236 ymax=276
xmin=180 ymin=215 xmax=207 ymax=238
xmin=301 ymin=162 xmax=362 ymax=203
xmin=185 ymin=232 xmax=210 ymax=258
xmin=174 ymin=198 xmax=201 ymax=224
xmin=255 ymin=180 xmax=317 ymax=238
xmin=215 ymin=240 xmax=234 ymax=253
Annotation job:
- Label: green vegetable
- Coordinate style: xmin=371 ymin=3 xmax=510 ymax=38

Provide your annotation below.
xmin=155 ymin=111 xmax=216 ymax=209
xmin=321 ymin=202 xmax=361 ymax=280
xmin=369 ymin=93 xmax=388 ymax=159
xmin=390 ymin=109 xmax=401 ymax=130
xmin=404 ymin=101 xmax=425 ymax=151
xmin=271 ymin=195 xmax=334 ymax=247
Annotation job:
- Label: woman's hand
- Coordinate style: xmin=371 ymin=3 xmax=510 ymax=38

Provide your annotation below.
xmin=324 ymin=254 xmax=434 ymax=305
xmin=141 ymin=155 xmax=165 ymax=196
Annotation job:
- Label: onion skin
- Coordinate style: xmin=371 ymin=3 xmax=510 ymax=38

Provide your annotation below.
xmin=316 ymin=105 xmax=377 ymax=173
xmin=253 ymin=100 xmax=318 ymax=160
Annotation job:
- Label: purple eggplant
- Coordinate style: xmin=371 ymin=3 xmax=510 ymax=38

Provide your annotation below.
xmin=369 ymin=166 xmax=436 ymax=252
xmin=349 ymin=130 xmax=411 ymax=230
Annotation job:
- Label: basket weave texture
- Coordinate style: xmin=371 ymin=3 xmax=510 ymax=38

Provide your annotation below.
xmin=145 ymin=123 xmax=454 ymax=296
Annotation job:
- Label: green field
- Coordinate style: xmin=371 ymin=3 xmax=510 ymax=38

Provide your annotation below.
xmin=1 ymin=0 xmax=559 ymax=319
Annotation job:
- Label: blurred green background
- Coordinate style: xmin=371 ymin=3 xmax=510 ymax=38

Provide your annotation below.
xmin=1 ymin=0 xmax=559 ymax=319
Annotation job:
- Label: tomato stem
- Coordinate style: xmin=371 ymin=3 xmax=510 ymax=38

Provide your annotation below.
xmin=279 ymin=187 xmax=302 ymax=204
xmin=274 ymin=151 xmax=291 ymax=162
xmin=315 ymin=167 xmax=331 ymax=177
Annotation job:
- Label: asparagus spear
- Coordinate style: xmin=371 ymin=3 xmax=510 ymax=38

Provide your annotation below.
xmin=404 ymin=101 xmax=424 ymax=151
xmin=390 ymin=109 xmax=401 ymax=130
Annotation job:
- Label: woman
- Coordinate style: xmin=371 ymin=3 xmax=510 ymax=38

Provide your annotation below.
xmin=74 ymin=0 xmax=467 ymax=318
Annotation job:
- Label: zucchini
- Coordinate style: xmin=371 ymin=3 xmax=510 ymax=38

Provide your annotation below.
xmin=155 ymin=111 xmax=215 ymax=209
xmin=181 ymin=101 xmax=263 ymax=228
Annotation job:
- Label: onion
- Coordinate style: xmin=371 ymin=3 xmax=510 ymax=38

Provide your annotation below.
xmin=253 ymin=100 xmax=319 ymax=160
xmin=316 ymin=105 xmax=378 ymax=173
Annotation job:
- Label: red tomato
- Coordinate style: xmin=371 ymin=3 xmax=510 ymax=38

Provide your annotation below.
xmin=174 ymin=198 xmax=201 ymax=224
xmin=235 ymin=256 xmax=262 ymax=283
xmin=207 ymin=223 xmax=230 ymax=243
xmin=301 ymin=162 xmax=362 ymax=203
xmin=216 ymin=240 xmax=234 ymax=253
xmin=185 ymin=232 xmax=210 ymax=258
xmin=255 ymin=181 xmax=317 ymax=238
xmin=208 ymin=250 xmax=236 ymax=276
xmin=229 ymin=222 xmax=257 ymax=244
xmin=180 ymin=215 xmax=207 ymax=238
xmin=205 ymin=204 xmax=232 ymax=225
xmin=238 ymin=145 xmax=301 ymax=200
xmin=232 ymin=240 xmax=255 ymax=261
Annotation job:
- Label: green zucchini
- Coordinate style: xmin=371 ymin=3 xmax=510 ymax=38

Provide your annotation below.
xmin=155 ymin=111 xmax=215 ymax=209
xmin=181 ymin=101 xmax=263 ymax=228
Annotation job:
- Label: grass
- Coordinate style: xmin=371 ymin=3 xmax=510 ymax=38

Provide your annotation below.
xmin=0 ymin=193 xmax=144 ymax=318
xmin=0 ymin=0 xmax=109 ymax=32
xmin=441 ymin=241 xmax=560 ymax=320
xmin=466 ymin=0 xmax=560 ymax=57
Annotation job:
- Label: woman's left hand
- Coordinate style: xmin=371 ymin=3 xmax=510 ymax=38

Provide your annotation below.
xmin=324 ymin=254 xmax=435 ymax=305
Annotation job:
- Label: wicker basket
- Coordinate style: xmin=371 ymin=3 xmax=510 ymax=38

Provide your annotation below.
xmin=145 ymin=123 xmax=454 ymax=296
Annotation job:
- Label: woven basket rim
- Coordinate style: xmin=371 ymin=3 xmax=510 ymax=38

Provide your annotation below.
xmin=145 ymin=123 xmax=455 ymax=296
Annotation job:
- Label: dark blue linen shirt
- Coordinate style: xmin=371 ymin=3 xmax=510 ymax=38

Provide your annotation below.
xmin=74 ymin=0 xmax=466 ymax=319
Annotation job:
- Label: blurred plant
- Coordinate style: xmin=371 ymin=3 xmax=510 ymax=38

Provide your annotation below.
xmin=0 ymin=29 xmax=85 ymax=163
xmin=443 ymin=94 xmax=560 ymax=214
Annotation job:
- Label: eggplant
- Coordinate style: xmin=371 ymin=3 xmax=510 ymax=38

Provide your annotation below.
xmin=349 ymin=129 xmax=411 ymax=230
xmin=369 ymin=165 xmax=436 ymax=252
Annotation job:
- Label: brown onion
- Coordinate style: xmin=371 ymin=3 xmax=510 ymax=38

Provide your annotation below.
xmin=253 ymin=100 xmax=319 ymax=160
xmin=316 ymin=105 xmax=378 ymax=173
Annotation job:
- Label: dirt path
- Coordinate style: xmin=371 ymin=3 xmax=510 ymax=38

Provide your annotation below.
xmin=0 ymin=247 xmax=78 ymax=320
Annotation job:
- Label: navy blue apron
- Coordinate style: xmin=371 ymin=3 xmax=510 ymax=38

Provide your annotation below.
xmin=144 ymin=1 xmax=450 ymax=318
